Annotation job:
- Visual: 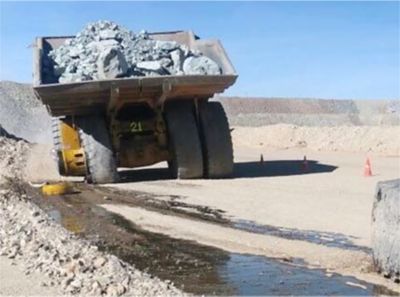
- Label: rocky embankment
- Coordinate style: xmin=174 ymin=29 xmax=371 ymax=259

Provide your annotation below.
xmin=0 ymin=135 xmax=184 ymax=296
xmin=218 ymin=97 xmax=400 ymax=127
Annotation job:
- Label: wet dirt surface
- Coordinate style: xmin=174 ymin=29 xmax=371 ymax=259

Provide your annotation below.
xmin=92 ymin=185 xmax=372 ymax=253
xmin=234 ymin=220 xmax=371 ymax=253
xmin=27 ymin=183 xmax=398 ymax=296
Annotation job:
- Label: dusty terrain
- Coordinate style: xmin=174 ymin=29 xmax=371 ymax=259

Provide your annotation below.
xmin=103 ymin=143 xmax=399 ymax=291
xmin=1 ymin=81 xmax=399 ymax=295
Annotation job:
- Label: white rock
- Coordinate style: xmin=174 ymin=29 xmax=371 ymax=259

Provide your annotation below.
xmin=136 ymin=61 xmax=163 ymax=72
xmin=183 ymin=56 xmax=221 ymax=75
xmin=93 ymin=256 xmax=107 ymax=268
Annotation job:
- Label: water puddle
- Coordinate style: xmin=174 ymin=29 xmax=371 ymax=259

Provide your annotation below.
xmin=217 ymin=254 xmax=392 ymax=295
xmin=234 ymin=219 xmax=371 ymax=253
xmin=28 ymin=185 xmax=397 ymax=296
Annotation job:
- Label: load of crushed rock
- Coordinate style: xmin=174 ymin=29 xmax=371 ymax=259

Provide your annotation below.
xmin=47 ymin=20 xmax=221 ymax=83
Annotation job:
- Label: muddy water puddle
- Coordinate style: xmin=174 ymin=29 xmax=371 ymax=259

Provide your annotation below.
xmin=234 ymin=220 xmax=371 ymax=253
xmin=28 ymin=185 xmax=397 ymax=296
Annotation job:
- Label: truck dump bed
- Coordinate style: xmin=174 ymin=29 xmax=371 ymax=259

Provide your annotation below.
xmin=33 ymin=31 xmax=237 ymax=116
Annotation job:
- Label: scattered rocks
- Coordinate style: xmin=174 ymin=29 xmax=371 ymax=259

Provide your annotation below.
xmin=0 ymin=137 xmax=185 ymax=296
xmin=0 ymin=186 xmax=185 ymax=296
xmin=48 ymin=20 xmax=221 ymax=83
xmin=93 ymin=256 xmax=107 ymax=268
xmin=0 ymin=136 xmax=29 ymax=181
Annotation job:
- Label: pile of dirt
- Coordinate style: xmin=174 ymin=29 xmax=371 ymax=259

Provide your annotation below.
xmin=0 ymin=81 xmax=51 ymax=143
xmin=218 ymin=97 xmax=400 ymax=126
xmin=0 ymin=136 xmax=184 ymax=296
xmin=232 ymin=124 xmax=400 ymax=156
xmin=0 ymin=136 xmax=29 ymax=181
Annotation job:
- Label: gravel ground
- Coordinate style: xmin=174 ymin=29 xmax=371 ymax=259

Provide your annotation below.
xmin=0 ymin=136 xmax=185 ymax=296
xmin=1 ymin=80 xmax=399 ymax=295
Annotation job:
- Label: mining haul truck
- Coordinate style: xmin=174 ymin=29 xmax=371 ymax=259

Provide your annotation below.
xmin=33 ymin=31 xmax=237 ymax=184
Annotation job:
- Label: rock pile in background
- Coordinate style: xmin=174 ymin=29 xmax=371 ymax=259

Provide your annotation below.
xmin=47 ymin=20 xmax=221 ymax=83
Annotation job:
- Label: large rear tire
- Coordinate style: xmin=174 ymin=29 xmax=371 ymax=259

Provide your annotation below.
xmin=165 ymin=102 xmax=203 ymax=179
xmin=77 ymin=115 xmax=119 ymax=184
xmin=198 ymin=102 xmax=234 ymax=178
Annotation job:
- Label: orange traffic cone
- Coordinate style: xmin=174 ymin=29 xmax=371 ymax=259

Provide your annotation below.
xmin=302 ymin=155 xmax=309 ymax=172
xmin=364 ymin=157 xmax=372 ymax=177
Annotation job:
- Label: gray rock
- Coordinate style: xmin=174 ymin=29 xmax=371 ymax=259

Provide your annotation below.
xmin=48 ymin=20 xmax=222 ymax=82
xmin=372 ymin=179 xmax=400 ymax=281
xmin=155 ymin=40 xmax=179 ymax=52
xmin=97 ymin=48 xmax=128 ymax=80
xmin=96 ymin=39 xmax=119 ymax=50
xmin=99 ymin=29 xmax=118 ymax=40
xmin=59 ymin=73 xmax=83 ymax=84
xmin=70 ymin=278 xmax=82 ymax=288
xmin=93 ymin=256 xmax=107 ymax=268
xmin=106 ymin=283 xmax=126 ymax=296
xmin=183 ymin=56 xmax=221 ymax=75
xmin=89 ymin=280 xmax=102 ymax=295
xmin=170 ymin=49 xmax=184 ymax=72
xmin=136 ymin=61 xmax=163 ymax=72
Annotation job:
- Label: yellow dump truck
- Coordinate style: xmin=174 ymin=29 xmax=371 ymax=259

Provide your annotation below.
xmin=33 ymin=31 xmax=237 ymax=183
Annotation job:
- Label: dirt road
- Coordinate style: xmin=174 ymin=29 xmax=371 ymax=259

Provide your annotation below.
xmin=20 ymin=135 xmax=400 ymax=293
xmin=101 ymin=145 xmax=399 ymax=291
xmin=109 ymin=146 xmax=399 ymax=247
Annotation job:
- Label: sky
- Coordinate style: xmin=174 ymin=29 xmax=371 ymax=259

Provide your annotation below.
xmin=0 ymin=1 xmax=399 ymax=99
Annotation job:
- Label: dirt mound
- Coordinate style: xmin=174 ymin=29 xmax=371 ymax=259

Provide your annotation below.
xmin=0 ymin=124 xmax=24 ymax=141
xmin=0 ymin=81 xmax=51 ymax=143
xmin=0 ymin=136 xmax=29 ymax=181
xmin=218 ymin=97 xmax=400 ymax=126
xmin=232 ymin=124 xmax=400 ymax=156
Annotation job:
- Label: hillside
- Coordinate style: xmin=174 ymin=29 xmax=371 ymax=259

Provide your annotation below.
xmin=217 ymin=96 xmax=400 ymax=126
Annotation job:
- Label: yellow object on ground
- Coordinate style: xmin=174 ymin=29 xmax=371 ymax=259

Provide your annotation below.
xmin=41 ymin=182 xmax=70 ymax=196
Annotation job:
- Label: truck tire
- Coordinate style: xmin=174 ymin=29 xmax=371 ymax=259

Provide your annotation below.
xmin=51 ymin=117 xmax=66 ymax=175
xmin=372 ymin=179 xmax=400 ymax=282
xmin=165 ymin=102 xmax=203 ymax=179
xmin=198 ymin=102 xmax=234 ymax=178
xmin=77 ymin=115 xmax=119 ymax=184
